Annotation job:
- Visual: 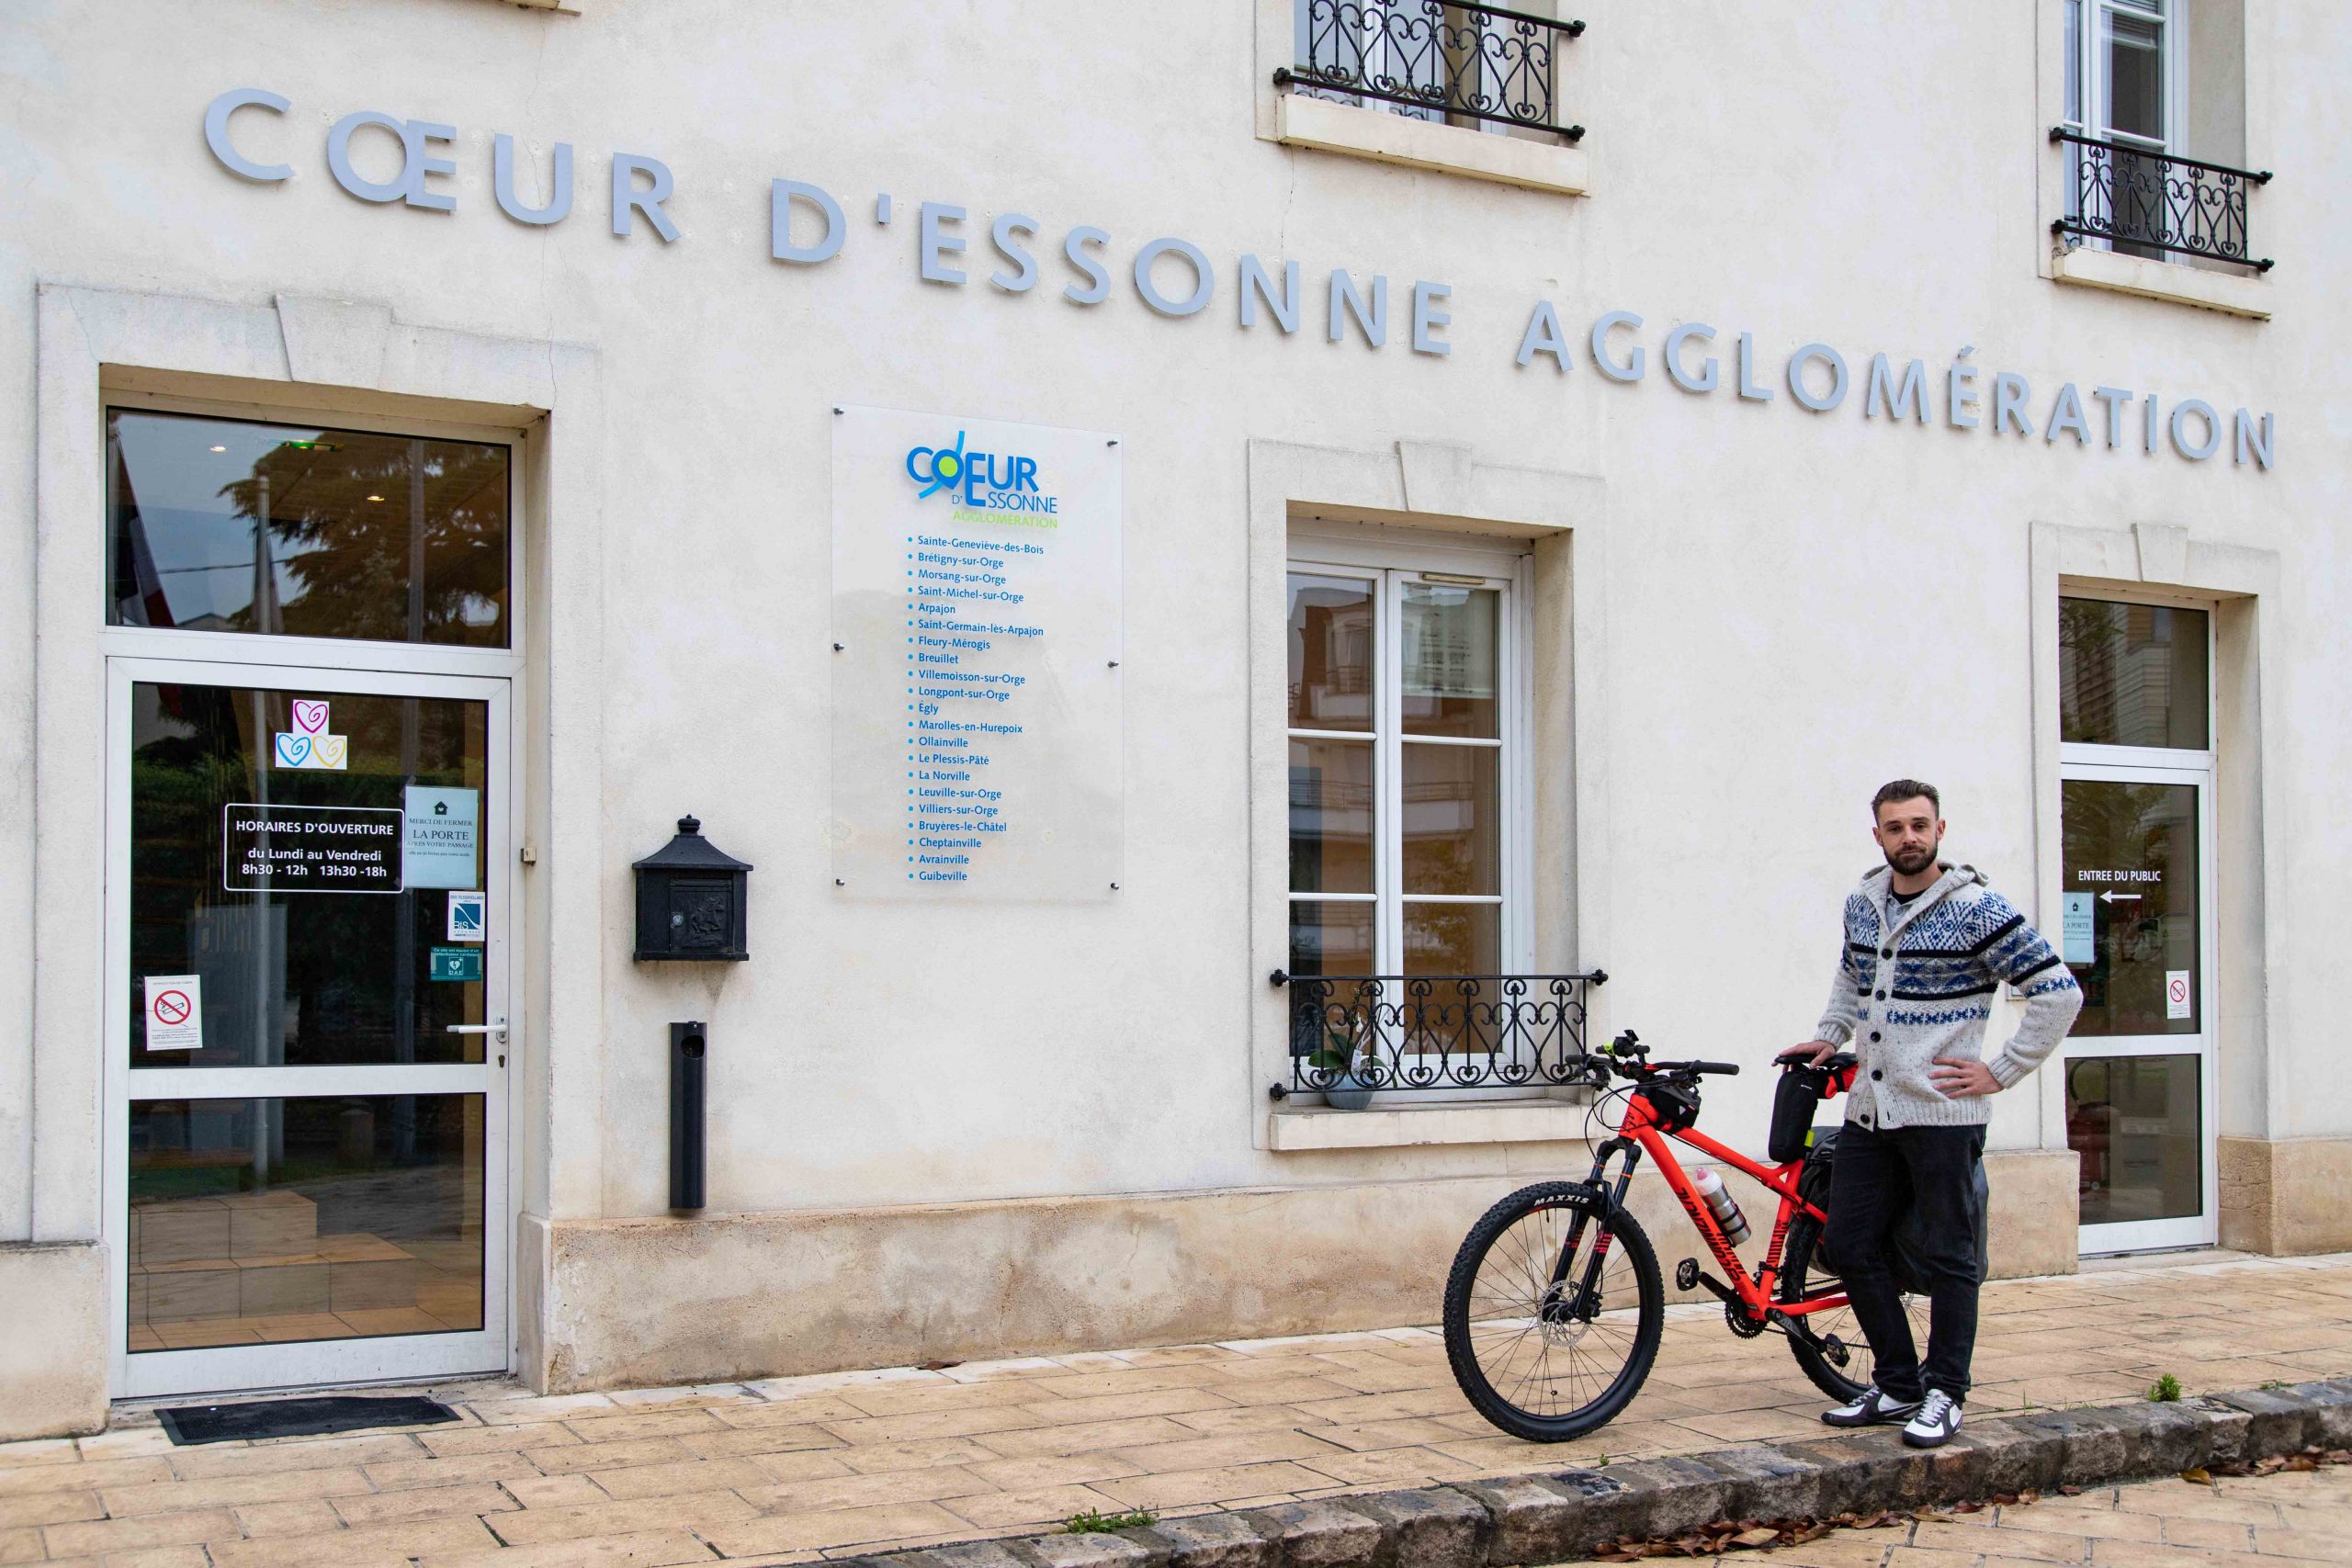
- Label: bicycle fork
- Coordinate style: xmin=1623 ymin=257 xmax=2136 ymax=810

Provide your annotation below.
xmin=1545 ymin=1138 xmax=1644 ymax=1320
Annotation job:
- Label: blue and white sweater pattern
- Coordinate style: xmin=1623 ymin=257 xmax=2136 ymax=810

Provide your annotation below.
xmin=1816 ymin=864 xmax=2085 ymax=1130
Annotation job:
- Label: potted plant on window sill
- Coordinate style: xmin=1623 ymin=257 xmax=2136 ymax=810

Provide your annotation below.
xmin=1307 ymin=1026 xmax=1381 ymax=1111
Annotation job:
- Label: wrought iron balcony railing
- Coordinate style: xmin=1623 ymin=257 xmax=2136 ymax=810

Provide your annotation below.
xmin=2051 ymin=129 xmax=2274 ymax=273
xmin=1277 ymin=1 xmax=1586 ymax=142
xmin=1272 ymin=968 xmax=1605 ymax=1100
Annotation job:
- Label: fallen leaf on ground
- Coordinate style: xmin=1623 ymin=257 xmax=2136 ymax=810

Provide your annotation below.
xmin=2181 ymin=1468 xmax=2212 ymax=1485
xmin=1732 ymin=1528 xmax=1780 ymax=1548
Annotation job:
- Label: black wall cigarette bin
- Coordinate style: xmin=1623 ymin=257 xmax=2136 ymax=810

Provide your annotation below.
xmin=671 ymin=1021 xmax=707 ymax=1211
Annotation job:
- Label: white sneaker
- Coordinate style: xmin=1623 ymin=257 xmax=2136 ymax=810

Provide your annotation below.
xmin=1822 ymin=1383 xmax=1920 ymax=1427
xmin=1902 ymin=1388 xmax=1963 ymax=1448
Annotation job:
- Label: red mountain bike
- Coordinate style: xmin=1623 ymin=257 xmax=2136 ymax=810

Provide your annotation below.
xmin=1441 ymin=1031 xmax=1928 ymax=1441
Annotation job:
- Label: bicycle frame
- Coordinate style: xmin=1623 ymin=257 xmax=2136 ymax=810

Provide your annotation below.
xmin=1556 ymin=1083 xmax=1847 ymax=1329
xmin=1618 ymin=1093 xmax=1844 ymax=1319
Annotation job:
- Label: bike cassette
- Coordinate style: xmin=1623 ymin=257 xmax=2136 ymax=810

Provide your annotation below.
xmin=1675 ymin=1258 xmax=1700 ymax=1292
xmin=1724 ymin=1299 xmax=1770 ymax=1338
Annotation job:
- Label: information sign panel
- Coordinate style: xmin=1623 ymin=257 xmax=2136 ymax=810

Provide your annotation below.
xmin=830 ymin=406 xmax=1123 ymax=899
xmin=222 ymin=804 xmax=404 ymax=893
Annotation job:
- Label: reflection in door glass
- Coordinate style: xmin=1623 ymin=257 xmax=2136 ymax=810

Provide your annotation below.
xmin=2061 ymin=779 xmax=2199 ymax=1036
xmin=127 ymin=1094 xmax=483 ymax=1352
xmin=2058 ymin=598 xmax=2209 ymax=749
xmin=107 ymin=409 xmax=510 ymax=647
xmin=2065 ymin=1055 xmax=2201 ymax=1226
xmin=129 ymin=683 xmax=488 ymax=1068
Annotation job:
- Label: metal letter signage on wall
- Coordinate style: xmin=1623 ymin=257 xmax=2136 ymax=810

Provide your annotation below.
xmin=830 ymin=406 xmax=1124 ymax=899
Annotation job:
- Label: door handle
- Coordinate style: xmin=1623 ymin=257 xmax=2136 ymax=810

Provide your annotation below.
xmin=446 ymin=1018 xmax=509 ymax=1044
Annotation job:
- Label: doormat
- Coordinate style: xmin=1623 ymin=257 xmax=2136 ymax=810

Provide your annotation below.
xmin=156 ymin=1394 xmax=459 ymax=1445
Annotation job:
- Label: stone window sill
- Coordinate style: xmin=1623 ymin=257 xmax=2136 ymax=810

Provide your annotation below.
xmin=1268 ymin=1097 xmax=1591 ymax=1151
xmin=2051 ymin=245 xmax=2270 ymax=321
xmin=1273 ymin=94 xmax=1589 ymax=197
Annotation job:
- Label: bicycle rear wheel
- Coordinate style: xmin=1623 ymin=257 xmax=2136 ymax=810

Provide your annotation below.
xmin=1779 ymin=1215 xmax=1934 ymax=1402
xmin=1442 ymin=1181 xmax=1662 ymax=1442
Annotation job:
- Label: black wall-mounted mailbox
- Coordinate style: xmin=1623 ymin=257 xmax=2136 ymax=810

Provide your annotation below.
xmin=632 ymin=816 xmax=751 ymax=962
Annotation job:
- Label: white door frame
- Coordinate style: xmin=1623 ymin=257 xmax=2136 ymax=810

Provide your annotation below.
xmin=104 ymin=655 xmax=517 ymax=1398
xmin=2057 ymin=753 xmax=2219 ymax=1254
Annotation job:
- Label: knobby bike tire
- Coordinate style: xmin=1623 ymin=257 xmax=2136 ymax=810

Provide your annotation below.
xmin=1442 ymin=1181 xmax=1663 ymax=1442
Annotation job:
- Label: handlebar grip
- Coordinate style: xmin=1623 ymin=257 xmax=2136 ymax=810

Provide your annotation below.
xmin=1692 ymin=1062 xmax=1741 ymax=1076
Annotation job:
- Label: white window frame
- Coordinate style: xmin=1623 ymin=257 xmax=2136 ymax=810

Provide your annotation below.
xmin=2062 ymin=0 xmax=2187 ymax=154
xmin=99 ymin=391 xmax=528 ymax=683
xmin=1286 ymin=528 xmax=1535 ymax=988
xmin=2056 ymin=588 xmax=2219 ymax=1255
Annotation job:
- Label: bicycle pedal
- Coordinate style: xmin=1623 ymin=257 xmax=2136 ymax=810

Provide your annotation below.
xmin=1675 ymin=1258 xmax=1700 ymax=1292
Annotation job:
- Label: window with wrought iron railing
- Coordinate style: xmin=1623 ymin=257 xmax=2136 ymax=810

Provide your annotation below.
xmin=2052 ymin=0 xmax=2271 ymax=272
xmin=1277 ymin=0 xmax=1585 ymax=142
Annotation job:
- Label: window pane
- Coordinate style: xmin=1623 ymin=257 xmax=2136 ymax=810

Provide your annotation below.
xmin=1289 ymin=738 xmax=1374 ymax=894
xmin=2101 ymin=9 xmax=2165 ymax=142
xmin=1403 ymin=899 xmax=1499 ymax=976
xmin=1288 ymin=898 xmax=1374 ymax=977
xmin=128 ymin=1093 xmax=483 ymax=1351
xmin=129 ymin=682 xmax=491 ymax=1069
xmin=1401 ymin=743 xmax=1498 ymax=896
xmin=1287 ymin=573 xmax=1375 ymax=731
xmin=2063 ymin=0 xmax=2083 ymax=126
xmin=2062 ymin=779 xmax=2199 ymax=1036
xmin=2065 ymin=1055 xmax=2201 ymax=1226
xmin=2059 ymin=598 xmax=2209 ymax=748
xmin=1400 ymin=582 xmax=1498 ymax=738
xmin=107 ymin=409 xmax=511 ymax=648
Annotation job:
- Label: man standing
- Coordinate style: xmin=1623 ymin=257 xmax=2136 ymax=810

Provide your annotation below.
xmin=1782 ymin=780 xmax=2082 ymax=1449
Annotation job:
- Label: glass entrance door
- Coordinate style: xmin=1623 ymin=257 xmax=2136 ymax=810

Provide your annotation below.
xmin=105 ymin=659 xmax=510 ymax=1396
xmin=2055 ymin=593 xmax=2218 ymax=1254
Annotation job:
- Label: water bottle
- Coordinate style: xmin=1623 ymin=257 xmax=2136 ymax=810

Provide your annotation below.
xmin=1690 ymin=1167 xmax=1751 ymax=1246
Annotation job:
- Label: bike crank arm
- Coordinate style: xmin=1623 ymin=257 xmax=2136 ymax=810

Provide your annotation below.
xmin=1679 ymin=1257 xmax=1855 ymax=1363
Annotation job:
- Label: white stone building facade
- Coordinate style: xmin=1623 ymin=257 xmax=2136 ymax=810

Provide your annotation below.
xmin=0 ymin=0 xmax=2339 ymax=1435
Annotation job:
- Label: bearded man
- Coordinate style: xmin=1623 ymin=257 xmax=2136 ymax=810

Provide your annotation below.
xmin=1781 ymin=779 xmax=2082 ymax=1448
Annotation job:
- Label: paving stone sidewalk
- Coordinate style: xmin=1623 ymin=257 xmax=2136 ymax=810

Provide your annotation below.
xmin=1549 ymin=1460 xmax=2352 ymax=1564
xmin=3 ymin=1251 xmax=2349 ymax=1566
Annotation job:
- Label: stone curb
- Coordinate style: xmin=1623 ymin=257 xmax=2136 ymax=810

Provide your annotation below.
xmin=833 ymin=1380 xmax=2352 ymax=1568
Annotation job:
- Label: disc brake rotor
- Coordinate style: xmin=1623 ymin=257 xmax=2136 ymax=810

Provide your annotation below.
xmin=1535 ymin=1280 xmax=1592 ymax=1347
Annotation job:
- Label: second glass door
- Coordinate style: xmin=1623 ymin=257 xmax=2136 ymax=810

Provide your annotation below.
xmin=2059 ymin=765 xmax=2216 ymax=1252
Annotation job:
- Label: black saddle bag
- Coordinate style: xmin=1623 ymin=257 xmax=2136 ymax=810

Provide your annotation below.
xmin=1770 ymin=1063 xmax=1834 ymax=1163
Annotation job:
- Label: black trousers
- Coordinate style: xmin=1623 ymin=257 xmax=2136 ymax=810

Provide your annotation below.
xmin=1824 ymin=1120 xmax=1986 ymax=1404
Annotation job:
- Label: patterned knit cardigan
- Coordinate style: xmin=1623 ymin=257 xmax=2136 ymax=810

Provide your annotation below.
xmin=1814 ymin=863 xmax=2084 ymax=1131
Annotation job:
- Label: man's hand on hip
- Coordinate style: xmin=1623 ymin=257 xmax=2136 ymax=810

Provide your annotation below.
xmin=1778 ymin=1041 xmax=1838 ymax=1067
xmin=1930 ymin=1057 xmax=2001 ymax=1098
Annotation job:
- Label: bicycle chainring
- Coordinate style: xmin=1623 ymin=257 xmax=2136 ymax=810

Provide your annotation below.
xmin=1724 ymin=1298 xmax=1770 ymax=1338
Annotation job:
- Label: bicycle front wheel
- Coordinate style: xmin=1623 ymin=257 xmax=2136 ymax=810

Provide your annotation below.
xmin=1442 ymin=1181 xmax=1663 ymax=1442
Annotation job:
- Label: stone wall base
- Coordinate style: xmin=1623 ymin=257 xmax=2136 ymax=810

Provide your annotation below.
xmin=0 ymin=1241 xmax=108 ymax=1439
xmin=532 ymin=1149 xmax=2079 ymax=1393
xmin=2220 ymin=1135 xmax=2352 ymax=1254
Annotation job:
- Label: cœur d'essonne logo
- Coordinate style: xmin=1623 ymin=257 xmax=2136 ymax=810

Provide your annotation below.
xmin=903 ymin=431 xmax=1059 ymax=521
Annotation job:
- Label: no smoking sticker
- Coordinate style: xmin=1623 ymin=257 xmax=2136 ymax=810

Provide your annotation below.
xmin=143 ymin=974 xmax=204 ymax=1052
xmin=2165 ymin=969 xmax=2193 ymax=1021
